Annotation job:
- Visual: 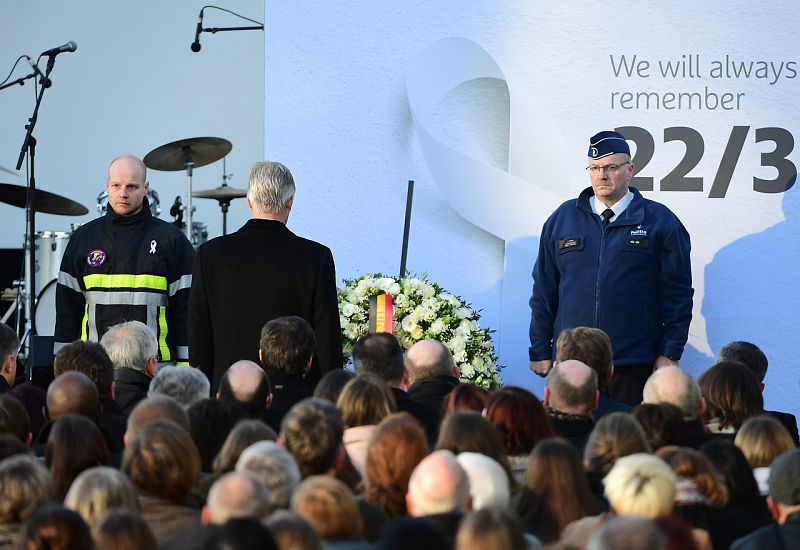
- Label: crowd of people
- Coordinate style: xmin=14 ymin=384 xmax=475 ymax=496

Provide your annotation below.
xmin=0 ymin=315 xmax=798 ymax=550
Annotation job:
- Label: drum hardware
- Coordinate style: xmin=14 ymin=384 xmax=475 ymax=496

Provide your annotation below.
xmin=143 ymin=137 xmax=232 ymax=243
xmin=191 ymin=156 xmax=247 ymax=235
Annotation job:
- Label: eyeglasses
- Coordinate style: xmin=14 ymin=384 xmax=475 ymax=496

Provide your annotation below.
xmin=586 ymin=161 xmax=630 ymax=175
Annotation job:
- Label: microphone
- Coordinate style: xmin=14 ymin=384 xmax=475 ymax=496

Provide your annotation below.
xmin=26 ymin=56 xmax=50 ymax=87
xmin=40 ymin=41 xmax=77 ymax=57
xmin=191 ymin=10 xmax=204 ymax=52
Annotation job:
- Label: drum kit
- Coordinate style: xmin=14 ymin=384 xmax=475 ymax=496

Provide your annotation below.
xmin=0 ymin=136 xmax=248 ymax=342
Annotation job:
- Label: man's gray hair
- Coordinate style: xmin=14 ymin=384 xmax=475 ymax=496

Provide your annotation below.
xmin=147 ymin=366 xmax=210 ymax=407
xmin=100 ymin=321 xmax=158 ymax=373
xmin=587 ymin=515 xmax=667 ymax=550
xmin=236 ymin=440 xmax=302 ymax=510
xmin=642 ymin=366 xmax=702 ymax=419
xmin=247 ymin=161 xmax=295 ymax=214
xmin=405 ymin=340 xmax=455 ymax=383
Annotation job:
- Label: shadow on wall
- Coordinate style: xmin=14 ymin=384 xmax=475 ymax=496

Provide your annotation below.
xmin=703 ymin=183 xmax=800 ymax=418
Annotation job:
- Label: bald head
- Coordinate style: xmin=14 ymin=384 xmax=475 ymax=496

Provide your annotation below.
xmin=106 ymin=155 xmax=149 ymax=216
xmin=108 ymin=155 xmax=146 ymax=182
xmin=406 ymin=450 xmax=470 ymax=516
xmin=218 ymin=360 xmax=271 ymax=418
xmin=125 ymin=395 xmax=190 ymax=444
xmin=642 ymin=366 xmax=704 ymax=419
xmin=47 ymin=371 xmax=101 ymax=421
xmin=205 ymin=471 xmax=271 ymax=525
xmin=545 ymin=359 xmax=598 ymax=415
xmin=405 ymin=340 xmax=457 ymax=383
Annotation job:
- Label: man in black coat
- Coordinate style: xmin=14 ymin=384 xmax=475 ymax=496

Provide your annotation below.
xmin=100 ymin=321 xmax=158 ymax=417
xmin=405 ymin=339 xmax=460 ymax=414
xmin=189 ymin=161 xmax=342 ymax=392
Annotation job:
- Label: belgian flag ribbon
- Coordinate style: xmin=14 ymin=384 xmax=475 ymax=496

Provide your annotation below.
xmin=368 ymin=293 xmax=394 ymax=333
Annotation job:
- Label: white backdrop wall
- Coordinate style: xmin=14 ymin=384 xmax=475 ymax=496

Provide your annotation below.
xmin=266 ymin=1 xmax=800 ymax=417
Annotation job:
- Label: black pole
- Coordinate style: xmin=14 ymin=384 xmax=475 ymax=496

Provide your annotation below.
xmin=399 ymin=180 xmax=414 ymax=279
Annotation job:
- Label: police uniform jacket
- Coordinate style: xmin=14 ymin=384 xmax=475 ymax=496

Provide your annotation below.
xmin=529 ymin=186 xmax=693 ymax=366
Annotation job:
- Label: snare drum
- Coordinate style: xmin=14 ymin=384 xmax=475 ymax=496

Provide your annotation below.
xmin=97 ymin=188 xmax=161 ymax=217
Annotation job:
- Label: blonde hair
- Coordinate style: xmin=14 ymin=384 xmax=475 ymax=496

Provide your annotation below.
xmin=63 ymin=466 xmax=139 ymax=529
xmin=735 ymin=415 xmax=796 ymax=468
xmin=603 ymin=453 xmax=675 ymax=517
xmin=336 ymin=373 xmax=396 ymax=427
xmin=291 ymin=476 xmax=362 ymax=540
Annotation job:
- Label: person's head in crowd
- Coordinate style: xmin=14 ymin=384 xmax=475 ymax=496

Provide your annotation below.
xmin=603 ymin=453 xmax=676 ymax=517
xmin=0 ymin=394 xmax=31 ymax=444
xmin=217 ymin=360 xmax=272 ymax=418
xmin=202 ymin=517 xmax=278 ymax=550
xmin=187 ymin=398 xmax=247 ymax=472
xmin=544 ymin=359 xmax=599 ymax=416
xmin=259 ymin=316 xmax=315 ymax=377
xmin=435 ymin=411 xmax=514 ymax=486
xmin=122 ymin=419 xmax=200 ymax=503
xmin=0 ymin=455 xmax=52 ymax=528
xmin=405 ymin=339 xmax=459 ymax=384
xmin=53 ymin=340 xmax=115 ymax=399
xmin=93 ymin=509 xmax=157 ymax=550
xmin=584 ymin=412 xmax=652 ymax=475
xmin=716 ymin=340 xmax=768 ymax=385
xmin=0 ymin=323 xmax=19 ymax=389
xmin=699 ymin=361 xmax=763 ymax=432
xmin=484 ymin=386 xmax=554 ymax=457
xmin=653 ymin=516 xmax=701 ymax=550
xmin=455 ymin=507 xmax=527 ymax=550
xmin=17 ymin=505 xmax=94 ymax=550
xmin=280 ymin=398 xmax=343 ymax=478
xmin=375 ymin=516 xmax=449 ymax=550
xmin=700 ymin=439 xmax=765 ymax=512
xmin=656 ymin=446 xmax=729 ymax=506
xmin=521 ymin=437 xmax=602 ymax=541
xmin=642 ymin=366 xmax=706 ymax=420
xmin=336 ymin=373 xmax=396 ymax=428
xmin=45 ymin=414 xmax=110 ymax=501
xmin=406 ymin=449 xmax=471 ymax=516
xmin=202 ymin=471 xmax=271 ymax=526
xmin=147 ymin=365 xmax=210 ymax=407
xmin=364 ymin=412 xmax=430 ymax=518
xmin=247 ymin=161 xmax=295 ymax=220
xmin=0 ymin=434 xmax=31 ymax=462
xmin=46 ymin=371 xmax=101 ymax=422
xmin=632 ymin=402 xmax=688 ymax=450
xmin=351 ymin=332 xmax=406 ymax=386
xmin=63 ymin=466 xmax=139 ymax=530
xmin=263 ymin=510 xmax=323 ymax=550
xmin=124 ymin=395 xmax=190 ymax=444
xmin=734 ymin=414 xmax=795 ymax=469
xmin=99 ymin=320 xmax=158 ymax=378
xmin=588 ymin=515 xmax=667 ymax=550
xmin=236 ymin=440 xmax=302 ymax=510
xmin=312 ymin=369 xmax=355 ymax=403
xmin=556 ymin=326 xmax=614 ymax=393
xmin=456 ymin=452 xmax=510 ymax=510
xmin=442 ymin=383 xmax=490 ymax=418
xmin=212 ymin=419 xmax=277 ymax=473
xmin=765 ymin=448 xmax=800 ymax=524
xmin=291 ymin=476 xmax=363 ymax=542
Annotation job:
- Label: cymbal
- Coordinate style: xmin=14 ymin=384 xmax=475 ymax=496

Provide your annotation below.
xmin=143 ymin=137 xmax=232 ymax=172
xmin=0 ymin=183 xmax=88 ymax=216
xmin=192 ymin=184 xmax=248 ymax=201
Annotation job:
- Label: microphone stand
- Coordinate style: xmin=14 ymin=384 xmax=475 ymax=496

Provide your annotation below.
xmin=13 ymin=55 xmax=56 ymax=367
xmin=204 ymin=25 xmax=263 ymax=33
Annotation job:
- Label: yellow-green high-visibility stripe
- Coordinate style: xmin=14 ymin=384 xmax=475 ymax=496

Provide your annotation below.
xmin=158 ymin=306 xmax=170 ymax=361
xmin=83 ymin=273 xmax=167 ymax=291
xmin=80 ymin=304 xmax=89 ymax=341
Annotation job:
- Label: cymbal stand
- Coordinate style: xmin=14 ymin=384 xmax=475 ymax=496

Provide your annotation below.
xmin=183 ymin=148 xmax=195 ymax=242
xmin=218 ymin=157 xmax=233 ymax=235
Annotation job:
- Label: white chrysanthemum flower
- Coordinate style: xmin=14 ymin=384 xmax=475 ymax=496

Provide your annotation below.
xmin=411 ymin=326 xmax=423 ymax=340
xmin=342 ymin=303 xmax=359 ymax=317
xmin=461 ymin=363 xmax=475 ymax=378
xmin=454 ymin=350 xmax=467 ymax=363
xmin=421 ymin=284 xmax=436 ymax=299
xmin=429 ymin=319 xmax=446 ymax=335
xmin=388 ymin=282 xmax=401 ymax=295
xmin=473 ymin=355 xmax=485 ymax=369
xmin=401 ymin=315 xmax=417 ymax=333
xmin=455 ymin=307 xmax=472 ymax=319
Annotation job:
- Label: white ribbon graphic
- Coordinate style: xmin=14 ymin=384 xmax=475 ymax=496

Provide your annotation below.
xmin=149 ymin=240 xmax=157 ymax=254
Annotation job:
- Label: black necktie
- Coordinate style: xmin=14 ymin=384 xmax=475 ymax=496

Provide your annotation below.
xmin=601 ymin=208 xmax=614 ymax=228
